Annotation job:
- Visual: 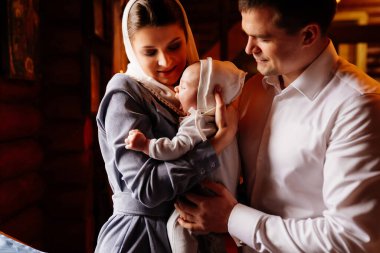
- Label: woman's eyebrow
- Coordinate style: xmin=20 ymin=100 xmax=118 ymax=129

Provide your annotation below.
xmin=140 ymin=37 xmax=182 ymax=49
xmin=169 ymin=37 xmax=182 ymax=44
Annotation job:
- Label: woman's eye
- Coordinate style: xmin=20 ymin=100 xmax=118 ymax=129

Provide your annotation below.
xmin=143 ymin=49 xmax=156 ymax=56
xmin=168 ymin=42 xmax=181 ymax=51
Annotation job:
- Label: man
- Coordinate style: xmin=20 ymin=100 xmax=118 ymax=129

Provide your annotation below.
xmin=175 ymin=0 xmax=380 ymax=252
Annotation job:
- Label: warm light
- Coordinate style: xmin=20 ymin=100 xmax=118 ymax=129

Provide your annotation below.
xmin=336 ymin=0 xmax=341 ymax=3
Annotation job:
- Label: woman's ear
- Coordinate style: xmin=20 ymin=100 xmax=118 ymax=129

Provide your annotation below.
xmin=301 ymin=24 xmax=319 ymax=46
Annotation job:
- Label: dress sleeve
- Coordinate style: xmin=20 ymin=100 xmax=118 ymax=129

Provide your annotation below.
xmin=228 ymin=94 xmax=380 ymax=252
xmin=102 ymin=91 xmax=219 ymax=207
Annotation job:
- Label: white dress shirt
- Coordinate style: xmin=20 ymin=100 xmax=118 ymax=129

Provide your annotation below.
xmin=230 ymin=41 xmax=380 ymax=252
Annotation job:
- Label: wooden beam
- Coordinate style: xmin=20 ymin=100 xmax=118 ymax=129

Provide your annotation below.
xmin=329 ymin=24 xmax=380 ymax=43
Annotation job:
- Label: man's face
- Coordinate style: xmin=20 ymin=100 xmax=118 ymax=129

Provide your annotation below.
xmin=241 ymin=7 xmax=305 ymax=79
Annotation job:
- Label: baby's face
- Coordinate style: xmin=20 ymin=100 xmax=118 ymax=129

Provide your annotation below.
xmin=174 ymin=64 xmax=199 ymax=113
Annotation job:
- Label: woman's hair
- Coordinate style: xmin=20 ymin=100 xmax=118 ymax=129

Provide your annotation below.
xmin=238 ymin=0 xmax=337 ymax=35
xmin=127 ymin=0 xmax=187 ymax=40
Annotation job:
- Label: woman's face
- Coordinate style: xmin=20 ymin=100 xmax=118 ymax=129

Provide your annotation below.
xmin=131 ymin=23 xmax=188 ymax=88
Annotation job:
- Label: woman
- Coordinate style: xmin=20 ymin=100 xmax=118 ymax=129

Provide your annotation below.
xmin=95 ymin=0 xmax=237 ymax=252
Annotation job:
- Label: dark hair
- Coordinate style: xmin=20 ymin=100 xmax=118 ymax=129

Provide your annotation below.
xmin=127 ymin=0 xmax=187 ymax=40
xmin=238 ymin=0 xmax=337 ymax=35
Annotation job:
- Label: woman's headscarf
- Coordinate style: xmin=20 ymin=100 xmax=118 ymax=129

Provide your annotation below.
xmin=122 ymin=0 xmax=199 ymax=110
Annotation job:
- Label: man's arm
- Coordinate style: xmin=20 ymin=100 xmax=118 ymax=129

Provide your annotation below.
xmin=176 ymin=94 xmax=380 ymax=252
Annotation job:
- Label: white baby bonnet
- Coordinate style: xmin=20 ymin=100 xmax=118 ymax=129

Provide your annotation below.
xmin=197 ymin=57 xmax=246 ymax=115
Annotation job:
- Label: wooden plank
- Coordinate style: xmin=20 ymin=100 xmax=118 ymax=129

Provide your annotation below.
xmin=0 ymin=207 xmax=45 ymax=251
xmin=0 ymin=78 xmax=39 ymax=102
xmin=0 ymin=173 xmax=44 ymax=222
xmin=42 ymin=118 xmax=93 ymax=152
xmin=45 ymin=220 xmax=87 ymax=253
xmin=43 ymin=57 xmax=82 ymax=85
xmin=41 ymin=0 xmax=81 ymax=22
xmin=329 ymin=24 xmax=380 ymax=44
xmin=44 ymin=152 xmax=92 ymax=185
xmin=43 ymin=94 xmax=83 ymax=120
xmin=0 ymin=140 xmax=43 ymax=181
xmin=0 ymin=104 xmax=41 ymax=141
xmin=44 ymin=188 xmax=91 ymax=219
xmin=41 ymin=28 xmax=82 ymax=55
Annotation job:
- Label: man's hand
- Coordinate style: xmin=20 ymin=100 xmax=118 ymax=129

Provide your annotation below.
xmin=175 ymin=181 xmax=238 ymax=233
xmin=125 ymin=129 xmax=150 ymax=155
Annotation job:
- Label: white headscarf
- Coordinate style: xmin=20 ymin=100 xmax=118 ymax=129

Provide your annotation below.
xmin=122 ymin=0 xmax=199 ymax=109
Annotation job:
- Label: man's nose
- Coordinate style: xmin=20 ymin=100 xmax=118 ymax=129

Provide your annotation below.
xmin=245 ymin=37 xmax=260 ymax=55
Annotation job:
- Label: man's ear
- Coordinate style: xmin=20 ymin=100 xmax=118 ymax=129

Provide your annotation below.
xmin=301 ymin=24 xmax=319 ymax=46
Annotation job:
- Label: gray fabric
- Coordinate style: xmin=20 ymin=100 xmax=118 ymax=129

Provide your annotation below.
xmin=95 ymin=74 xmax=219 ymax=253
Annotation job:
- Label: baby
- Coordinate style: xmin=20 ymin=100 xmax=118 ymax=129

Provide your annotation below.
xmin=125 ymin=57 xmax=246 ymax=253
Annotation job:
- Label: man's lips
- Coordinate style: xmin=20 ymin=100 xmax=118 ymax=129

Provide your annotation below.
xmin=254 ymin=57 xmax=268 ymax=63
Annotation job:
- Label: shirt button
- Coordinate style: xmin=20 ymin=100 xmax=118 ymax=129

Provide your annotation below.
xmin=211 ymin=162 xmax=215 ymax=168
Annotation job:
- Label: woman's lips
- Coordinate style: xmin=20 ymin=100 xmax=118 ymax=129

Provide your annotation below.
xmin=158 ymin=66 xmax=176 ymax=76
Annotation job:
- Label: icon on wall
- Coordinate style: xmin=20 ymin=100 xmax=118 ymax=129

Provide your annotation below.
xmin=4 ymin=0 xmax=39 ymax=80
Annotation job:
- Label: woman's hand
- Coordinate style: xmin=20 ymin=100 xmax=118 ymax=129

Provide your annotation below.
xmin=175 ymin=181 xmax=238 ymax=233
xmin=211 ymin=86 xmax=239 ymax=154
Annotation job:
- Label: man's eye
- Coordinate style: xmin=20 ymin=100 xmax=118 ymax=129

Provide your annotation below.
xmin=259 ymin=37 xmax=270 ymax=42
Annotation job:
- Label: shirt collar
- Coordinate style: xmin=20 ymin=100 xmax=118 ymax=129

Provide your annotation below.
xmin=262 ymin=75 xmax=282 ymax=93
xmin=263 ymin=41 xmax=339 ymax=100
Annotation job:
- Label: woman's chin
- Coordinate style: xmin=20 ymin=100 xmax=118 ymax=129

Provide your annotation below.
xmin=158 ymin=77 xmax=179 ymax=88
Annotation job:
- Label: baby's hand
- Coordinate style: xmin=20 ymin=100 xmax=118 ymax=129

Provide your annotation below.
xmin=125 ymin=129 xmax=149 ymax=154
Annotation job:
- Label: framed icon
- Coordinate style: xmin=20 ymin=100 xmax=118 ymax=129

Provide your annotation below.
xmin=4 ymin=0 xmax=39 ymax=80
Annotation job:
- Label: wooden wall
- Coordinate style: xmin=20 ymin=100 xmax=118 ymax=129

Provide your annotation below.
xmin=38 ymin=0 xmax=98 ymax=252
xmin=0 ymin=77 xmax=45 ymax=249
xmin=338 ymin=0 xmax=380 ymax=23
xmin=335 ymin=0 xmax=380 ymax=80
xmin=1 ymin=0 xmax=106 ymax=252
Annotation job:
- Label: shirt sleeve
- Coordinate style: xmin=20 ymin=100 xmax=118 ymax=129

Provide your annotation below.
xmin=228 ymin=94 xmax=380 ymax=252
xmin=102 ymin=91 xmax=219 ymax=208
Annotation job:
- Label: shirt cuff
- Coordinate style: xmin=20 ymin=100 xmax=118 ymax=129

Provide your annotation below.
xmin=228 ymin=203 xmax=265 ymax=248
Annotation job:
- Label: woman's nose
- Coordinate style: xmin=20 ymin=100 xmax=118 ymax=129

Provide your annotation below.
xmin=158 ymin=52 xmax=171 ymax=67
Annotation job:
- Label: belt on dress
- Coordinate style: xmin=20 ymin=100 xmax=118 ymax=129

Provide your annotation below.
xmin=112 ymin=192 xmax=172 ymax=217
